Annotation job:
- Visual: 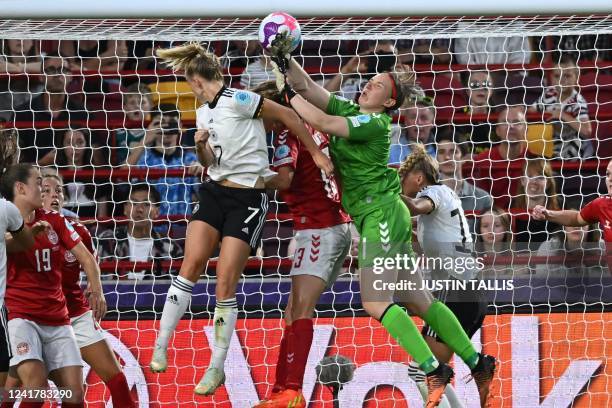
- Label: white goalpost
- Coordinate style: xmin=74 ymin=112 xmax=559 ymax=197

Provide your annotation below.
xmin=0 ymin=3 xmax=610 ymax=407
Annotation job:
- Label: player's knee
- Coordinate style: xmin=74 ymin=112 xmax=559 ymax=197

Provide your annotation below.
xmin=178 ymin=258 xmax=204 ymax=282
xmin=65 ymin=385 xmax=84 ymax=403
xmin=215 ymin=280 xmax=236 ymax=300
xmin=362 ymin=301 xmax=385 ymax=320
xmin=290 ymin=297 xmax=315 ymax=320
xmin=402 ymin=302 xmax=420 ymax=316
xmin=16 ymin=363 xmax=47 ymax=388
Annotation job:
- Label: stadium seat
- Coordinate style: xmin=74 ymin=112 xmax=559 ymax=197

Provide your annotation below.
xmin=526 ymin=123 xmax=554 ymax=158
xmin=148 ymin=81 xmax=198 ymax=121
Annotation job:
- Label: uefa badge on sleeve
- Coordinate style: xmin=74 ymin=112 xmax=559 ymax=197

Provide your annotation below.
xmin=234 ymin=91 xmax=252 ymax=105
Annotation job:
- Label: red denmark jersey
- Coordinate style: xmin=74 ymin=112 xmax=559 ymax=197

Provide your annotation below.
xmin=580 ymin=196 xmax=612 ymax=242
xmin=62 ymin=219 xmax=96 ymax=318
xmin=272 ymin=128 xmax=351 ymax=230
xmin=6 ymin=209 xmax=81 ymax=326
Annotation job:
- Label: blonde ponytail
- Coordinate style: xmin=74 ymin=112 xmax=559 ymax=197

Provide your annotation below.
xmin=156 ymin=42 xmax=222 ymax=81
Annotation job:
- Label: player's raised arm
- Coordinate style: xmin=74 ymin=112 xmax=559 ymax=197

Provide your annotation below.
xmin=70 ymin=242 xmax=107 ymax=320
xmin=260 ymin=98 xmax=334 ymax=176
xmin=285 ymin=93 xmax=351 ymax=138
xmin=283 ymin=58 xmax=331 ymax=111
xmin=532 ymin=205 xmax=588 ymax=226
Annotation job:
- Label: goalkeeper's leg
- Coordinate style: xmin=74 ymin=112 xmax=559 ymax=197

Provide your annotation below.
xmin=359 ymin=202 xmax=456 ymax=407
xmin=404 ymin=275 xmax=495 ymax=408
xmin=194 ymin=236 xmax=251 ymax=396
xmin=150 ymin=220 xmax=220 ymax=373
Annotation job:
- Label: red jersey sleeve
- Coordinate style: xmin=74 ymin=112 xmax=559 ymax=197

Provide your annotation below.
xmin=580 ymin=197 xmax=602 ymax=224
xmin=272 ymin=129 xmax=299 ymax=170
xmin=73 ymin=220 xmax=95 ymax=256
xmin=51 ymin=212 xmax=81 ymax=251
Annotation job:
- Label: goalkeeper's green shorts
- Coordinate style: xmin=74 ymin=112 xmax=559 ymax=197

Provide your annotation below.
xmin=353 ymin=197 xmax=414 ymax=269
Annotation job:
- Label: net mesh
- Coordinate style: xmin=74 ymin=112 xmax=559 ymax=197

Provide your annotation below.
xmin=0 ymin=15 xmax=610 ymax=407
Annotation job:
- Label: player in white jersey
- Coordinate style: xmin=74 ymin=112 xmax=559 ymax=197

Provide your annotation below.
xmin=399 ymin=144 xmax=490 ymax=408
xmin=148 ymin=42 xmax=334 ymax=397
xmin=0 ymin=129 xmax=50 ymax=386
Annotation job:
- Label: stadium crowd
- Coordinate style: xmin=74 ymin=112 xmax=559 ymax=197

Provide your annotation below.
xmin=0 ymin=36 xmax=610 ymax=280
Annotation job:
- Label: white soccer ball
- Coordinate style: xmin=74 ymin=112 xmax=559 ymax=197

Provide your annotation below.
xmin=258 ymin=12 xmax=301 ymax=52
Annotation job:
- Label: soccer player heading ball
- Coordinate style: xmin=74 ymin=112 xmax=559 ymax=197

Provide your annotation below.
xmin=269 ymin=32 xmax=496 ymax=407
xmin=148 ymin=42 xmax=332 ymax=396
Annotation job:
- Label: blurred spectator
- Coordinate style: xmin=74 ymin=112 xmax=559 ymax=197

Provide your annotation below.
xmin=476 ymin=207 xmax=512 ymax=251
xmin=324 ymin=41 xmax=398 ymax=102
xmin=389 ymin=91 xmax=436 ymax=165
xmin=239 ymin=50 xmax=275 ymax=89
xmin=60 ymin=40 xmax=129 ymax=72
xmin=14 ymin=52 xmax=87 ymax=165
xmin=455 ymin=70 xmax=496 ymax=155
xmin=436 ymin=133 xmax=493 ymax=236
xmin=0 ymin=40 xmax=43 ymax=121
xmin=0 ymin=39 xmax=42 ymax=73
xmin=125 ymin=103 xmax=181 ymax=166
xmin=96 ymin=183 xmax=184 ymax=279
xmin=55 ymin=128 xmax=110 ymax=217
xmin=465 ymin=105 xmax=533 ymax=211
xmin=535 ymin=202 xmax=606 ymax=276
xmin=114 ymin=83 xmax=152 ymax=165
xmin=530 ymin=54 xmax=594 ymax=159
xmin=547 ymin=35 xmax=612 ymax=62
xmin=453 ymin=29 xmax=532 ymax=65
xmin=136 ymin=120 xmax=200 ymax=216
xmin=122 ymin=41 xmax=158 ymax=76
xmin=397 ymin=38 xmax=451 ymax=65
xmin=221 ymin=40 xmax=260 ymax=71
xmin=511 ymin=158 xmax=561 ymax=247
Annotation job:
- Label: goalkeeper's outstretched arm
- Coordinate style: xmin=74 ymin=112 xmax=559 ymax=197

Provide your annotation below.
xmin=532 ymin=205 xmax=589 ymax=226
xmin=284 ymin=58 xmax=331 ymax=111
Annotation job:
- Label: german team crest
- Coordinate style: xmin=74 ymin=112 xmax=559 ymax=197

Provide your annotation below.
xmin=47 ymin=228 xmax=59 ymax=245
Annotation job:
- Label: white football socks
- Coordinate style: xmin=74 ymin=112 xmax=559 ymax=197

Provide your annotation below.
xmin=209 ymin=298 xmax=238 ymax=370
xmin=156 ymin=276 xmax=195 ymax=349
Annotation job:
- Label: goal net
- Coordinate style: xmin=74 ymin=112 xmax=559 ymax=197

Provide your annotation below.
xmin=0 ymin=13 xmax=610 ymax=408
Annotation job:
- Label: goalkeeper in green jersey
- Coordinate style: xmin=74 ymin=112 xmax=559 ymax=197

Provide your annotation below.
xmin=269 ymin=43 xmax=496 ymax=407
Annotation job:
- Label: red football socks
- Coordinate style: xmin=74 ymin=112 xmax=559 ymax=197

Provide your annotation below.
xmin=272 ymin=324 xmax=292 ymax=393
xmin=105 ymin=372 xmax=136 ymax=408
xmin=285 ymin=318 xmax=314 ymax=391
